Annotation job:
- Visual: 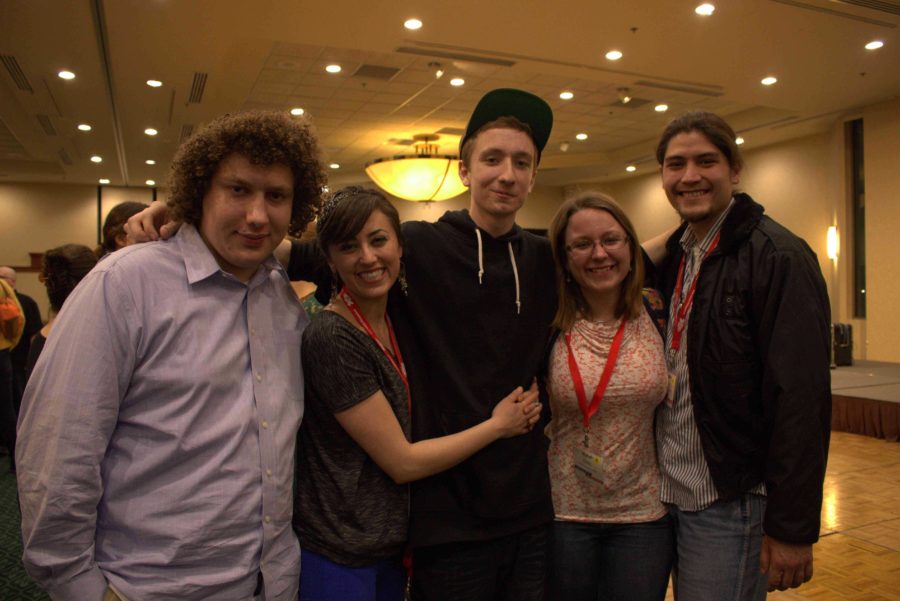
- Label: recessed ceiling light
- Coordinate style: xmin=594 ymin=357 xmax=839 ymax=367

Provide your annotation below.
xmin=98 ymin=178 xmax=110 ymax=184
xmin=865 ymin=40 xmax=884 ymax=50
xmin=77 ymin=123 xmax=92 ymax=132
xmin=90 ymin=155 xmax=103 ymax=163
xmin=58 ymin=70 xmax=75 ymax=80
xmin=290 ymin=107 xmax=305 ymax=116
xmin=761 ymin=76 xmax=778 ymax=86
xmin=655 ymin=104 xmax=669 ymax=112
xmin=735 ymin=136 xmax=745 ymax=145
xmin=450 ymin=77 xmax=465 ymax=87
xmin=329 ymin=163 xmax=340 ymax=169
xmin=144 ymin=128 xmax=158 ymax=136
xmin=605 ymin=50 xmax=623 ymax=61
xmin=626 ymin=165 xmax=637 ymax=172
xmin=559 ymin=91 xmax=574 ymax=100
xmin=695 ymin=3 xmax=715 ymax=16
xmin=146 ymin=179 xmax=156 ymax=186
xmin=404 ymin=18 xmax=423 ymax=30
xmin=575 ymin=133 xmax=588 ymax=141
xmin=325 ymin=64 xmax=342 ymax=74
xmin=146 ymin=159 xmax=156 ymax=165
xmin=146 ymin=79 xmax=163 ymax=88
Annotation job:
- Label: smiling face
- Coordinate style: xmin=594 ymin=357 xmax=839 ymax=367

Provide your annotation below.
xmin=564 ymin=208 xmax=632 ymax=313
xmin=326 ymin=209 xmax=402 ymax=306
xmin=198 ymin=153 xmax=294 ymax=282
xmin=660 ymin=130 xmax=741 ymax=238
xmin=458 ymin=127 xmax=537 ymax=234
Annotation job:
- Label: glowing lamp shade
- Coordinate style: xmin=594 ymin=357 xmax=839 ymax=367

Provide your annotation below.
xmin=365 ymin=155 xmax=467 ymax=202
xmin=826 ymin=226 xmax=839 ymax=260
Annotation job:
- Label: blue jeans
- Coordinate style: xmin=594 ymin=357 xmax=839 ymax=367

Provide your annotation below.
xmin=299 ymin=548 xmax=404 ymax=601
xmin=411 ymin=524 xmax=548 ymax=601
xmin=668 ymin=495 xmax=769 ymax=601
xmin=549 ymin=515 xmax=674 ymax=601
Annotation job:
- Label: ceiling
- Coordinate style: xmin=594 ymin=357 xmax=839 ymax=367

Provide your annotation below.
xmin=1 ymin=0 xmax=898 ymax=190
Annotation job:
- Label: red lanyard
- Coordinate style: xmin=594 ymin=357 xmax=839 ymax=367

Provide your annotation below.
xmin=338 ymin=287 xmax=411 ymax=413
xmin=564 ymin=317 xmax=628 ymax=429
xmin=670 ymin=232 xmax=720 ymax=353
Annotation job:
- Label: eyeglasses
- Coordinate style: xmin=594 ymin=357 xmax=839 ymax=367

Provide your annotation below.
xmin=566 ymin=235 xmax=629 ymax=255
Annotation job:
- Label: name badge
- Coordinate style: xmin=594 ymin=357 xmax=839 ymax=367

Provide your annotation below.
xmin=666 ymin=372 xmax=677 ymax=407
xmin=573 ymin=447 xmax=604 ymax=482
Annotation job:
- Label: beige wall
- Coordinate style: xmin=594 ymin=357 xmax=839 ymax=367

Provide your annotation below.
xmin=0 ymin=182 xmax=156 ymax=319
xmin=863 ymin=99 xmax=900 ymax=363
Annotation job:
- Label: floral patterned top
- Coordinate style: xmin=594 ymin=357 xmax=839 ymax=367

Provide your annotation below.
xmin=546 ymin=309 xmax=668 ymax=523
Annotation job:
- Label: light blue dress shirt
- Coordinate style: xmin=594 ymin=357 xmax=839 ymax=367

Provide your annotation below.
xmin=17 ymin=224 xmax=306 ymax=601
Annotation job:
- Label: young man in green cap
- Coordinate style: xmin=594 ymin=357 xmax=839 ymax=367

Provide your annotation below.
xmin=389 ymin=88 xmax=556 ymax=600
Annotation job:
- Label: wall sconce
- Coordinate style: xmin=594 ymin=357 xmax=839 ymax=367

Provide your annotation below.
xmin=826 ymin=226 xmax=839 ymax=261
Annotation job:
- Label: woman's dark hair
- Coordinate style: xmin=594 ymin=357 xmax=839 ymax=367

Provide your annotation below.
xmin=98 ymin=201 xmax=148 ymax=257
xmin=316 ymin=186 xmax=403 ymax=254
xmin=41 ymin=244 xmax=98 ymax=313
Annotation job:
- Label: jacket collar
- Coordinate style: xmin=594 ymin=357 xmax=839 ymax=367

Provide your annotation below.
xmin=665 ymin=193 xmax=765 ymax=256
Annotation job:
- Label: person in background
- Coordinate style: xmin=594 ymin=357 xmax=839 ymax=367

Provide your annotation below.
xmin=653 ymin=111 xmax=831 ymax=599
xmin=0 ymin=266 xmax=41 ymax=414
xmin=0 ymin=275 xmax=24 ymax=473
xmin=295 ymin=186 xmax=541 ymax=601
xmin=96 ymin=201 xmax=149 ymax=258
xmin=24 ymin=245 xmax=98 ymax=381
xmin=544 ymin=192 xmax=673 ymax=601
xmin=17 ymin=110 xmax=326 ymax=601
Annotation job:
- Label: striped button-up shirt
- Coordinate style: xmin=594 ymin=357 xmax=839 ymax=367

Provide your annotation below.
xmin=656 ymin=200 xmax=766 ymax=511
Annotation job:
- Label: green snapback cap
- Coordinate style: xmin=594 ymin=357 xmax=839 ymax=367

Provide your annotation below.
xmin=460 ymin=88 xmax=553 ymax=161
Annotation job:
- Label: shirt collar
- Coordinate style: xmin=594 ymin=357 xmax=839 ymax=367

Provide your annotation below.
xmin=679 ymin=196 xmax=735 ymax=255
xmin=176 ymin=223 xmax=284 ymax=287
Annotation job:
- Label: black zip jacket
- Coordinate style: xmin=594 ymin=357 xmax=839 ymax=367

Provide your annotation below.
xmin=656 ymin=193 xmax=831 ymax=544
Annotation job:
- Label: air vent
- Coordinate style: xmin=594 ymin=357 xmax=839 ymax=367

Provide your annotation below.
xmin=180 ymin=124 xmax=194 ymax=143
xmin=435 ymin=127 xmax=465 ymax=136
xmin=188 ymin=73 xmax=207 ymax=104
xmin=634 ymin=80 xmax=723 ymax=98
xmin=837 ymin=0 xmax=900 ymax=16
xmin=58 ymin=148 xmax=72 ymax=165
xmin=0 ymin=117 xmax=28 ymax=156
xmin=36 ymin=114 xmax=57 ymax=136
xmin=1 ymin=55 xmax=33 ymax=93
xmin=770 ymin=0 xmax=897 ymax=25
xmin=352 ymin=64 xmax=401 ymax=80
xmin=396 ymin=47 xmax=516 ymax=67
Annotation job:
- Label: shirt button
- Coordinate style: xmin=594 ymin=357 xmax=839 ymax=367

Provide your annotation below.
xmin=266 ymin=469 xmax=272 ymax=477
xmin=256 ymin=372 xmax=262 ymax=382
xmin=264 ymin=515 xmax=271 ymax=524
xmin=261 ymin=420 xmax=269 ymax=429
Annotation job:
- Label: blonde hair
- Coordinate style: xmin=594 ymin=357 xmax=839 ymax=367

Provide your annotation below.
xmin=548 ymin=191 xmax=644 ymax=331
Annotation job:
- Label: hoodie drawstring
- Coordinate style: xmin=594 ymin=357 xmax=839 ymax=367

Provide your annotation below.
xmin=508 ymin=242 xmax=521 ymax=315
xmin=474 ymin=227 xmax=521 ymax=315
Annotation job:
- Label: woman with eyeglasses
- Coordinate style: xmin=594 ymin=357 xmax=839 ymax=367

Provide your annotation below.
xmin=545 ymin=191 xmax=673 ymax=601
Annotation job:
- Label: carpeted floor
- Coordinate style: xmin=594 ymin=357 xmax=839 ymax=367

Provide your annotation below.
xmin=0 ymin=471 xmax=49 ymax=600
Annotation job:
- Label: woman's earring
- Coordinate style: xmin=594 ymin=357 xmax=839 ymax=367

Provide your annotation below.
xmin=399 ymin=261 xmax=409 ymax=297
xmin=330 ymin=273 xmax=339 ymax=300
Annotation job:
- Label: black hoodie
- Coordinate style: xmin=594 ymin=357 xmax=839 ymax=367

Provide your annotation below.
xmin=391 ymin=209 xmax=557 ymax=547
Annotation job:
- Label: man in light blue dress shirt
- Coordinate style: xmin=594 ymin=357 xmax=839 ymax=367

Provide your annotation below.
xmin=17 ymin=111 xmax=327 ymax=601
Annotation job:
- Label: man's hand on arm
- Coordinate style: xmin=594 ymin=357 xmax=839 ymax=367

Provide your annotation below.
xmin=760 ymin=535 xmax=813 ymax=592
xmin=124 ymin=200 xmax=181 ymax=244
